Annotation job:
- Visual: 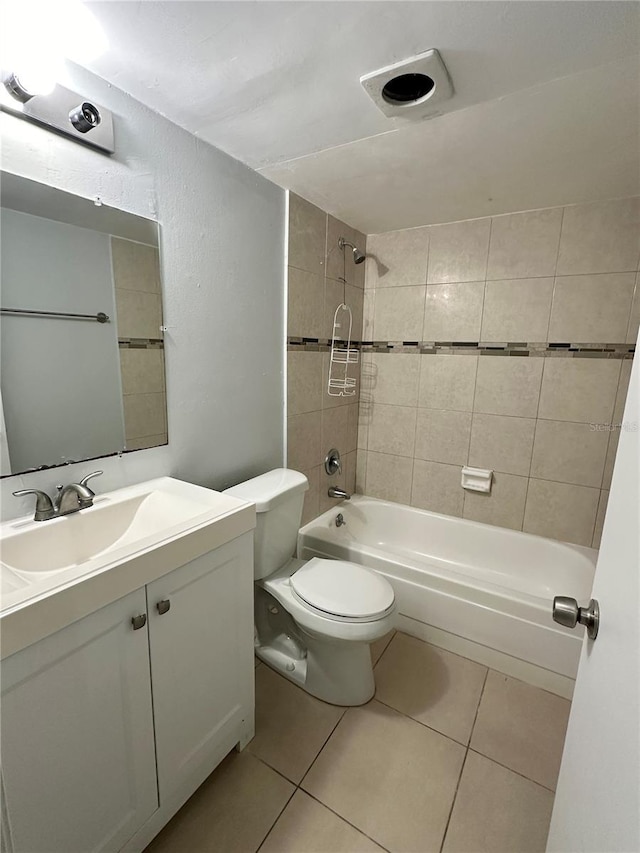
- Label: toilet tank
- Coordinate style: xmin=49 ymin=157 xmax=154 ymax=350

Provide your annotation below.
xmin=224 ymin=469 xmax=309 ymax=579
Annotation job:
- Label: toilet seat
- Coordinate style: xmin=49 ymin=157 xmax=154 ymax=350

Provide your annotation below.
xmin=290 ymin=558 xmax=395 ymax=622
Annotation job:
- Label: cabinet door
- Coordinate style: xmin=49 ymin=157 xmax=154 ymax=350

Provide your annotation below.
xmin=147 ymin=534 xmax=254 ymax=802
xmin=1 ymin=589 xmax=158 ymax=853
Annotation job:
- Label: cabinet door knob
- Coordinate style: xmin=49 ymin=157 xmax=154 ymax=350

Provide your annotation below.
xmin=131 ymin=613 xmax=147 ymax=630
xmin=156 ymin=599 xmax=171 ymax=615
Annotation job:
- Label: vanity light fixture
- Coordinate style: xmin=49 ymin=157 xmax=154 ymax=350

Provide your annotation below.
xmin=2 ymin=70 xmax=55 ymax=103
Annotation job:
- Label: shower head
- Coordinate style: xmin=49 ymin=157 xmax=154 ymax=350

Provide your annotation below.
xmin=339 ymin=237 xmax=366 ymax=265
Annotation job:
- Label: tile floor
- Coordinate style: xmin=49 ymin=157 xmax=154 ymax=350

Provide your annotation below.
xmin=146 ymin=631 xmax=570 ymax=853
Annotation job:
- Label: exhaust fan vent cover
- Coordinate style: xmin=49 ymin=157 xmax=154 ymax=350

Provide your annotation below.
xmin=360 ymin=49 xmax=453 ymax=119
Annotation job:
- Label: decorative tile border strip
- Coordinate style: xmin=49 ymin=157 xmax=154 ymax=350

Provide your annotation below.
xmin=119 ymin=337 xmax=165 ymax=349
xmin=288 ymin=337 xmax=634 ymax=358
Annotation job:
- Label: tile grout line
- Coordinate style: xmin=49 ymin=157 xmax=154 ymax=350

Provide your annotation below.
xmin=438 ymin=666 xmax=490 ymax=853
xmin=465 ymin=747 xmax=558 ymax=794
xmin=302 ymin=789 xmax=393 ymax=853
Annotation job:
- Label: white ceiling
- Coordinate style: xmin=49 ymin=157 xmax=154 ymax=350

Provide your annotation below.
xmin=85 ymin=1 xmax=640 ymax=233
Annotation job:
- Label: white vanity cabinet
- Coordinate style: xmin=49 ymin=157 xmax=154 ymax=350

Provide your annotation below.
xmin=0 ymin=588 xmax=158 ymax=853
xmin=144 ymin=534 xmax=255 ymax=807
xmin=1 ymin=532 xmax=255 ymax=853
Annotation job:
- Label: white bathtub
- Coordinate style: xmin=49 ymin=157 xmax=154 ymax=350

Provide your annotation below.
xmin=298 ymin=495 xmax=598 ymax=696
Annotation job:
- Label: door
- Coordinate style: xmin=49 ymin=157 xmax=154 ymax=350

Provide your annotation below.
xmin=1 ymin=589 xmax=158 ymax=853
xmin=547 ymin=352 xmax=639 ymax=852
xmin=146 ymin=534 xmax=255 ymax=803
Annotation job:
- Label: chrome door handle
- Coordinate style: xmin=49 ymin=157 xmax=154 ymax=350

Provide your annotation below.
xmin=156 ymin=599 xmax=171 ymax=615
xmin=131 ymin=613 xmax=147 ymax=630
xmin=552 ymin=596 xmax=599 ymax=640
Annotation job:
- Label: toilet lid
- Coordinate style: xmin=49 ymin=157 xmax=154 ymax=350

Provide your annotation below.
xmin=290 ymin=558 xmax=394 ymax=619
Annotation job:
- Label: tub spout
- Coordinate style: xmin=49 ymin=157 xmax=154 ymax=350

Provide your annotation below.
xmin=329 ymin=486 xmax=351 ymax=500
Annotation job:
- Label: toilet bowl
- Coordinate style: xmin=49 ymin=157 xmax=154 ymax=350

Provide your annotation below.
xmin=224 ymin=469 xmax=396 ymax=706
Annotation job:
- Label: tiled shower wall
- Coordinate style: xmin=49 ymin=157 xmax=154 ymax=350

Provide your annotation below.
xmin=358 ymin=197 xmax=639 ymax=548
xmin=112 ymin=237 xmax=168 ymax=450
xmin=286 ymin=194 xmax=366 ymax=523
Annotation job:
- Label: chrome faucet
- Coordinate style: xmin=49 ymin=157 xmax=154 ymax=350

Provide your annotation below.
xmin=13 ymin=471 xmax=103 ymax=521
xmin=328 ymin=486 xmax=351 ymax=501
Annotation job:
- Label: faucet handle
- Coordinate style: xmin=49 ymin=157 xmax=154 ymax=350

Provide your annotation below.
xmin=79 ymin=471 xmax=103 ymax=492
xmin=12 ymin=489 xmax=55 ymax=521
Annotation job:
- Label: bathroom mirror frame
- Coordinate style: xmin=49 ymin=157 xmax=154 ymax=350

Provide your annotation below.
xmin=0 ymin=172 xmax=168 ymax=478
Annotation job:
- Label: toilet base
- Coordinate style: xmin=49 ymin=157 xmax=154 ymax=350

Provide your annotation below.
xmin=256 ymin=633 xmax=375 ymax=706
xmin=254 ymin=585 xmax=379 ymax=706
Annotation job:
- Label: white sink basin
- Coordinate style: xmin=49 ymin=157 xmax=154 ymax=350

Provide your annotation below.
xmin=0 ymin=477 xmax=255 ymax=643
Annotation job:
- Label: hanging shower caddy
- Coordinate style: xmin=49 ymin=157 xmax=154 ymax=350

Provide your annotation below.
xmin=327 ymin=302 xmax=359 ymax=396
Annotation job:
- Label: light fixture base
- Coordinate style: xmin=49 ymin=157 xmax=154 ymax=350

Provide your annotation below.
xmin=1 ymin=78 xmax=114 ymax=154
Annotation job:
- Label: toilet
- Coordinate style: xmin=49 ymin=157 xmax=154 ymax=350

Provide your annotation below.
xmin=224 ymin=468 xmax=396 ymax=706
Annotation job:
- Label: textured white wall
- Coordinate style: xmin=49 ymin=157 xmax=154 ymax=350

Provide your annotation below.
xmin=1 ymin=60 xmax=285 ymax=520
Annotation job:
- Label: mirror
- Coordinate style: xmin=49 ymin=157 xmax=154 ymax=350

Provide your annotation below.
xmin=0 ymin=172 xmax=168 ymax=477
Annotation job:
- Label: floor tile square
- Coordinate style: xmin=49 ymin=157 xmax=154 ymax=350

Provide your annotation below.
xmin=470 ymin=670 xmax=570 ymax=790
xmin=145 ymin=750 xmax=293 ymax=853
xmin=302 ymin=700 xmax=465 ymax=852
xmin=442 ymin=751 xmax=554 ymax=853
xmin=371 ymin=629 xmax=395 ymax=666
xmin=260 ymin=790 xmax=385 ymax=853
xmin=375 ymin=633 xmax=488 ymax=744
xmin=248 ymin=665 xmax=344 ymax=783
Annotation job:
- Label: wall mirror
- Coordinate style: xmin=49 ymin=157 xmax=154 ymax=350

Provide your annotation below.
xmin=0 ymin=172 xmax=168 ymax=477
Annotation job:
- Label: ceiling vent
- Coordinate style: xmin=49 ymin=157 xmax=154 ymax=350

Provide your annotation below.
xmin=360 ymin=49 xmax=453 ymax=120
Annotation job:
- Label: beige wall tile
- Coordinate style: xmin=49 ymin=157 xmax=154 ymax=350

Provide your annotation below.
xmin=289 ymin=193 xmax=326 ymax=275
xmin=424 ymin=281 xmax=485 ymax=341
xmin=414 ymin=408 xmax=472 ymax=465
xmin=116 ymin=288 xmax=163 ymax=339
xmin=462 ymin=472 xmax=528 ymax=531
xmin=288 ymin=267 xmax=324 ymax=338
xmin=471 ymin=670 xmax=570 ymax=790
xmin=261 ymin=790 xmax=384 ymax=853
xmin=126 ymin=433 xmax=167 ymax=451
xmin=368 ymin=403 xmax=417 ymax=457
xmin=362 ymin=289 xmax=375 ymax=340
xmin=355 ymin=446 xmax=367 ymax=493
xmin=302 ymin=701 xmax=465 ymax=853
xmin=481 ymin=278 xmax=553 ymax=342
xmin=375 ymin=634 xmax=487 ymax=745
xmin=613 ymin=359 xmax=633 ymax=423
xmin=627 ymin=274 xmax=639 ymax=344
xmin=419 ymin=354 xmax=478 ymax=411
xmin=523 ymin=478 xmax=599 ymax=546
xmin=119 ymin=347 xmax=165 ymax=395
xmin=373 ymin=285 xmax=426 ymax=341
xmin=321 ymin=406 xmax=348 ymax=458
xmin=288 ymin=351 xmax=323 ymax=415
xmin=474 ymin=358 xmax=543 ymax=418
xmin=443 ymin=751 xmax=554 ymax=853
xmin=365 ymin=451 xmax=413 ymax=504
xmin=487 ymin=208 xmax=563 ymax=280
xmin=346 ymin=403 xmax=359 ymax=452
xmin=557 ymin=197 xmax=640 ymax=275
xmin=468 ymin=413 xmax=536 ymax=476
xmin=300 ymin=466 xmax=320 ymax=525
xmin=530 ymin=420 xmax=608 ymax=487
xmin=123 ymin=392 xmax=166 ymax=440
xmin=111 ymin=237 xmax=160 ymax=293
xmin=548 ymin=273 xmax=635 ymax=342
xmin=601 ymin=429 xmax=620 ymax=490
xmin=368 ymin=353 xmax=420 ymax=407
xmin=365 ymin=227 xmax=429 ymax=288
xmin=592 ymin=489 xmax=609 ymax=549
xmin=344 ymin=450 xmax=357 ymax=494
xmin=288 ymin=411 xmax=322 ymax=472
xmin=411 ymin=459 xmax=464 ymax=517
xmin=427 ymin=218 xmax=490 ymax=284
xmin=537 ymin=358 xmax=620 ymax=423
